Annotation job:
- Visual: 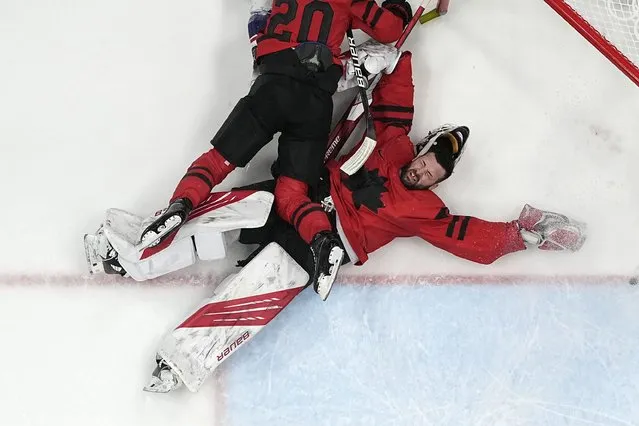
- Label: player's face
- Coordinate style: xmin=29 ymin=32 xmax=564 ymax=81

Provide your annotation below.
xmin=400 ymin=152 xmax=447 ymax=190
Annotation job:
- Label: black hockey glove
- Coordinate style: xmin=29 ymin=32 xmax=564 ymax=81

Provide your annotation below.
xmin=381 ymin=0 xmax=412 ymax=27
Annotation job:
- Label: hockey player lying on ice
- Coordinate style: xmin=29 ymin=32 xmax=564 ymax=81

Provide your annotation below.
xmin=137 ymin=0 xmax=415 ymax=298
xmin=84 ymin=45 xmax=587 ymax=393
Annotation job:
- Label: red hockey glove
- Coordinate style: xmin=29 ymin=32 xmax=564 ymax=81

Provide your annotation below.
xmin=381 ymin=0 xmax=413 ymax=27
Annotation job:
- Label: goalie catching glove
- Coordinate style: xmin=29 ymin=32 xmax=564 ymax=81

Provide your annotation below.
xmin=517 ymin=204 xmax=586 ymax=252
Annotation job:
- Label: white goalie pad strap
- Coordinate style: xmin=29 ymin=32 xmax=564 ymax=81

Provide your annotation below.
xmin=193 ymin=231 xmax=226 ymax=261
xmin=156 ymin=242 xmax=309 ymax=392
xmin=118 ymin=237 xmax=196 ymax=281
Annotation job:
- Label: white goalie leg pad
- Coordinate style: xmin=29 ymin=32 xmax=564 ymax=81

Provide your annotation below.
xmin=104 ymin=213 xmax=226 ymax=281
xmin=94 ymin=190 xmax=274 ymax=281
xmin=154 ymin=242 xmax=309 ymax=392
xmin=193 ymin=231 xmax=226 ymax=261
xmin=100 ymin=209 xmax=198 ymax=281
xmin=133 ymin=190 xmax=273 ymax=261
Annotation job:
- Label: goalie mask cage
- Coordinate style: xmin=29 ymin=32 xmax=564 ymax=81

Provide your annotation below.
xmin=544 ymin=0 xmax=639 ymax=87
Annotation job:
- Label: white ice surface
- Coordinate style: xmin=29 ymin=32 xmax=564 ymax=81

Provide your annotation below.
xmin=1 ymin=0 xmax=638 ymax=425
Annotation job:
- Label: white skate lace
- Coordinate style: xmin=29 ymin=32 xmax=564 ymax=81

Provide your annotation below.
xmin=321 ymin=196 xmax=335 ymax=213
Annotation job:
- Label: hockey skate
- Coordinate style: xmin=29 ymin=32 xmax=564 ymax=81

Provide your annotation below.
xmin=143 ymin=356 xmax=183 ymax=393
xmin=137 ymin=198 xmax=193 ymax=251
xmin=83 ymin=228 xmax=126 ymax=276
xmin=310 ymin=231 xmax=345 ymax=301
xmin=517 ymin=204 xmax=587 ymax=251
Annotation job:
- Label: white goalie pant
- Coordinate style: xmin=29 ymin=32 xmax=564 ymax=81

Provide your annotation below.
xmin=101 ymin=190 xmax=275 ymax=281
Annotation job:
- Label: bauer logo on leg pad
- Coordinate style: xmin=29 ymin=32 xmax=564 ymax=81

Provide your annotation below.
xmin=217 ymin=331 xmax=250 ymax=362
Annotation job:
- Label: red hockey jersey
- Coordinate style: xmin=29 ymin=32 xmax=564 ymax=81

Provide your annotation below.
xmin=256 ymin=0 xmax=405 ymax=64
xmin=327 ymin=53 xmax=527 ymax=265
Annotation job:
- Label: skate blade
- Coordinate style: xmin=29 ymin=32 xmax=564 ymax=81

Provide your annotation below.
xmin=143 ymin=367 xmax=182 ymax=393
xmin=83 ymin=234 xmax=104 ymax=275
xmin=136 ymin=215 xmax=182 ymax=252
xmin=316 ymin=247 xmax=345 ymax=301
xmin=143 ymin=376 xmax=181 ymax=393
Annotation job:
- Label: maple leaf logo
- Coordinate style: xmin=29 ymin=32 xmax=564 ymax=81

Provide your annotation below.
xmin=342 ymin=168 xmax=388 ymax=213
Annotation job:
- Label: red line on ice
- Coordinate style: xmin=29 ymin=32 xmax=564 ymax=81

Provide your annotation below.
xmin=0 ymin=273 xmax=632 ymax=286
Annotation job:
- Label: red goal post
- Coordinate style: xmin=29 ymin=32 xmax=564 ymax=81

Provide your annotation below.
xmin=544 ymin=0 xmax=639 ymax=87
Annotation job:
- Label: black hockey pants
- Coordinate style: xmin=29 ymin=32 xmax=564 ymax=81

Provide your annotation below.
xmin=211 ymin=72 xmax=334 ymax=186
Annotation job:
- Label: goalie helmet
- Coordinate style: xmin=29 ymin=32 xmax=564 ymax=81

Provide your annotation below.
xmin=414 ymin=124 xmax=470 ymax=180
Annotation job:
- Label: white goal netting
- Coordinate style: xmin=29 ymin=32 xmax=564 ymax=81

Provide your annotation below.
xmin=546 ymin=0 xmax=639 ymax=85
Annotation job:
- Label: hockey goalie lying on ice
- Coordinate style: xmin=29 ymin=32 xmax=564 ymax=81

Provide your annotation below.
xmin=84 ymin=50 xmax=587 ymax=394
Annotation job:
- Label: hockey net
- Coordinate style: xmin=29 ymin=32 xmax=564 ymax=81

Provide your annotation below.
xmin=545 ymin=0 xmax=639 ymax=86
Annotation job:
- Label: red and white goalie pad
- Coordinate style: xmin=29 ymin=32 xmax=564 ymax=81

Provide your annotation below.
xmin=102 ymin=190 xmax=273 ymax=281
xmin=154 ymin=242 xmax=309 ymax=392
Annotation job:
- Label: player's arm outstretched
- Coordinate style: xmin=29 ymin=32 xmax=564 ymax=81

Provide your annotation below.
xmin=411 ymin=204 xmax=587 ymax=265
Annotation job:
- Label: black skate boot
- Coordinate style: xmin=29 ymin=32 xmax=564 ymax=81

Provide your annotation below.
xmin=138 ymin=198 xmax=193 ymax=250
xmin=103 ymin=257 xmax=127 ymax=276
xmin=310 ymin=231 xmax=345 ymax=301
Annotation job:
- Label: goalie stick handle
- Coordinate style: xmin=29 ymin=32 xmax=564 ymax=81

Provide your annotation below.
xmin=394 ymin=2 xmax=427 ymax=48
xmin=324 ymin=2 xmax=426 ymax=161
xmin=350 ymin=0 xmax=428 ymax=134
xmin=346 ymin=27 xmax=375 ymax=138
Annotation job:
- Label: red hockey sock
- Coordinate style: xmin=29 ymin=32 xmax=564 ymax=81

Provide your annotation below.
xmin=275 ymin=176 xmax=332 ymax=244
xmin=171 ymin=148 xmax=236 ymax=208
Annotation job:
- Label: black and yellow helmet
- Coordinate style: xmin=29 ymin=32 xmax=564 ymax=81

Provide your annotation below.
xmin=414 ymin=125 xmax=470 ymax=179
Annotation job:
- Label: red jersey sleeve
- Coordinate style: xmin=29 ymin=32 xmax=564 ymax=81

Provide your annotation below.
xmin=370 ymin=52 xmax=414 ymax=146
xmin=410 ymin=206 xmax=527 ymax=265
xmin=350 ymin=0 xmax=405 ymax=43
xmin=337 ymin=52 xmax=414 ymax=170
